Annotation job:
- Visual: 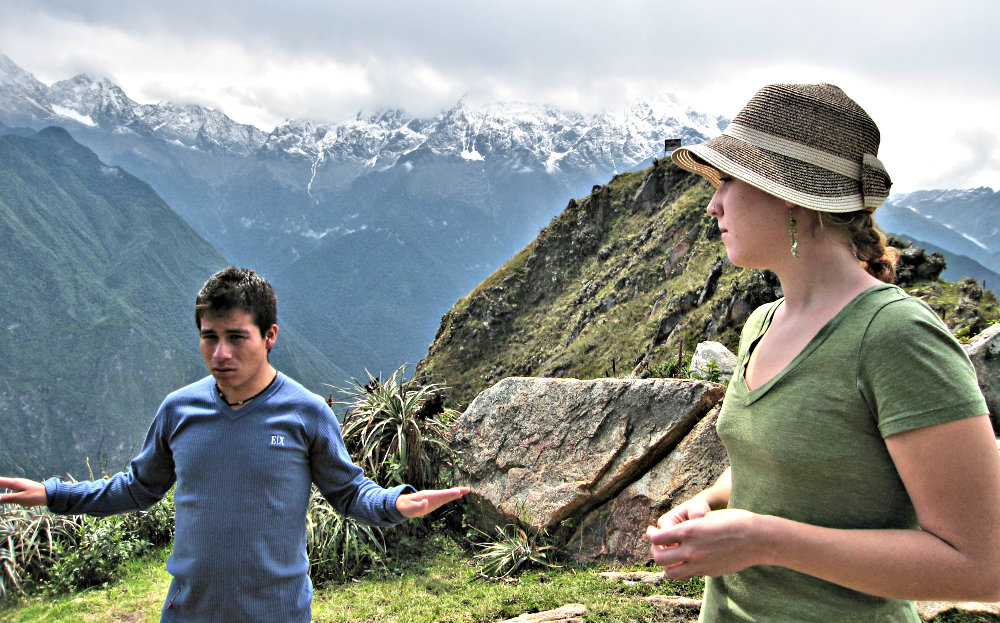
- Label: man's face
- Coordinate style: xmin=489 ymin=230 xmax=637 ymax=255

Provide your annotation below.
xmin=199 ymin=309 xmax=277 ymax=398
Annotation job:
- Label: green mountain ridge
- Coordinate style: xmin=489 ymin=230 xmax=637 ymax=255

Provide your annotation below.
xmin=416 ymin=159 xmax=999 ymax=409
xmin=0 ymin=127 xmax=346 ymax=478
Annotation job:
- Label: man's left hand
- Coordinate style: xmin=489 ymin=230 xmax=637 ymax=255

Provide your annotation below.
xmin=396 ymin=487 xmax=471 ymax=518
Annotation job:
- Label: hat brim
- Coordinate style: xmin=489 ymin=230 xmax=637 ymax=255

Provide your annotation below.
xmin=673 ymin=136 xmax=871 ymax=213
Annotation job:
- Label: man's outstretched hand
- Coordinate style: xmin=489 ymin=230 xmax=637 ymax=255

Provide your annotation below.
xmin=0 ymin=477 xmax=47 ymax=508
xmin=395 ymin=486 xmax=471 ymax=518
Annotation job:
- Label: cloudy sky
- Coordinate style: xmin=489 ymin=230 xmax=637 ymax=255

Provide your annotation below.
xmin=2 ymin=0 xmax=997 ymax=192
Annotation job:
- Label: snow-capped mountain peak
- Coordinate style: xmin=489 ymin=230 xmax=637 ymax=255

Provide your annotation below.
xmin=0 ymin=53 xmax=728 ymax=178
xmin=46 ymin=74 xmax=139 ymax=129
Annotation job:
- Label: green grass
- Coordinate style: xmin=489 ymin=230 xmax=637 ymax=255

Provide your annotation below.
xmin=0 ymin=535 xmax=701 ymax=623
xmin=311 ymin=544 xmax=691 ymax=622
xmin=1 ymin=546 xmax=171 ymax=623
xmin=4 ymin=533 xmax=996 ymax=623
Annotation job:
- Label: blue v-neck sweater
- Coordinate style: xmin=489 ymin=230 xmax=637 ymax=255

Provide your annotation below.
xmin=44 ymin=373 xmax=411 ymax=622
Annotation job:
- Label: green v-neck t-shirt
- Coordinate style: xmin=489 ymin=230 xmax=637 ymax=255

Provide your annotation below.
xmin=699 ymin=284 xmax=988 ymax=622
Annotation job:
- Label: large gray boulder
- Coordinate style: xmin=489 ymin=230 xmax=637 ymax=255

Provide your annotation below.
xmin=963 ymin=323 xmax=1000 ymax=433
xmin=566 ymin=404 xmax=728 ymax=563
xmin=451 ymin=376 xmax=725 ymax=539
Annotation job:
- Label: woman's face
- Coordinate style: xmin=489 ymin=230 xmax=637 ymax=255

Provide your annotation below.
xmin=706 ymin=176 xmax=793 ymax=269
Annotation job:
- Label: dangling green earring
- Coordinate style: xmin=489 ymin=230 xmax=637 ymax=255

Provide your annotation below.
xmin=789 ymin=207 xmax=800 ymax=258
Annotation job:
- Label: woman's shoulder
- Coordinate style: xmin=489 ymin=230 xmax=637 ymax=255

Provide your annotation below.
xmin=746 ymin=297 xmax=783 ymax=327
xmin=858 ymin=286 xmax=970 ymax=368
xmin=862 ymin=285 xmax=949 ymax=334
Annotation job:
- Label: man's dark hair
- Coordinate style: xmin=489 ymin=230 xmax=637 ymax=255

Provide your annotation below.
xmin=194 ymin=267 xmax=278 ymax=337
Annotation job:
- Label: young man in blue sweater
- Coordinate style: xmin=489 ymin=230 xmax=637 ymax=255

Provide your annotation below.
xmin=0 ymin=266 xmax=469 ymax=622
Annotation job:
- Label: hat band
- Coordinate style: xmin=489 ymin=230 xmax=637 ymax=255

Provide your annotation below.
xmin=689 ymin=145 xmax=866 ymax=212
xmin=723 ymin=123 xmax=863 ymax=180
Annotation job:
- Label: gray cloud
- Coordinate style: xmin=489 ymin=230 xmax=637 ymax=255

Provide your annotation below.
xmin=2 ymin=0 xmax=998 ymax=189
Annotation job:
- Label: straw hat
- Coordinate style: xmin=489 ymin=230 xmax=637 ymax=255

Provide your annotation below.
xmin=672 ymin=83 xmax=892 ymax=212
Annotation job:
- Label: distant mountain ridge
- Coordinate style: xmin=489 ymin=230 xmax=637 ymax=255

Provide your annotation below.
xmin=1 ymin=52 xmax=724 ymax=172
xmin=879 ymin=188 xmax=1000 ymax=282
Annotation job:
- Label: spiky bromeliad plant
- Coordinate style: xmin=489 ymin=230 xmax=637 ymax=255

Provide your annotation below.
xmin=0 ymin=503 xmax=79 ymax=600
xmin=333 ymin=366 xmax=458 ymax=492
xmin=472 ymin=522 xmax=556 ymax=580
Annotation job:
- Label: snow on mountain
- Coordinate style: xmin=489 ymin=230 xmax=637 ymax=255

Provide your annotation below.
xmin=136 ymin=102 xmax=267 ymax=157
xmin=262 ymin=109 xmax=429 ymax=169
xmin=47 ymin=74 xmax=144 ymax=131
xmin=0 ymin=54 xmax=53 ymax=126
xmin=0 ymin=53 xmax=726 ymax=187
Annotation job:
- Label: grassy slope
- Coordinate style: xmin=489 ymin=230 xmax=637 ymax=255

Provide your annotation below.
xmin=416 ymin=163 xmax=719 ymax=407
xmin=417 ymin=160 xmax=999 ymax=410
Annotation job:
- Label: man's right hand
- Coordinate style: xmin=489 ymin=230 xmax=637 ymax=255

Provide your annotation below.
xmin=0 ymin=477 xmax=47 ymax=508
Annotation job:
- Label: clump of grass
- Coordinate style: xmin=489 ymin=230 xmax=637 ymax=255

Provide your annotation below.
xmin=0 ymin=504 xmax=77 ymax=600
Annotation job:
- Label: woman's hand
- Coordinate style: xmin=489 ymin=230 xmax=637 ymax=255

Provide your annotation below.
xmin=646 ymin=508 xmax=769 ymax=581
xmin=657 ymin=493 xmax=714 ymax=528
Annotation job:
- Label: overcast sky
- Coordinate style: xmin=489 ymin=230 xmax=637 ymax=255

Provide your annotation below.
xmin=2 ymin=0 xmax=997 ymax=192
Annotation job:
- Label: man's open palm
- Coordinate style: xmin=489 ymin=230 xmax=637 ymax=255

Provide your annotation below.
xmin=395 ymin=486 xmax=470 ymax=518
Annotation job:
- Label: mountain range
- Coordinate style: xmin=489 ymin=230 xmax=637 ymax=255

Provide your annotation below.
xmin=878 ymin=188 xmax=1000 ymax=285
xmin=4 ymin=52 xmax=997 ymax=376
xmin=0 ymin=52 xmax=727 ymax=378
xmin=1 ymin=51 xmax=998 ymax=475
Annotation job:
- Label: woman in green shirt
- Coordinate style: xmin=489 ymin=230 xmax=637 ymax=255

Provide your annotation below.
xmin=646 ymin=84 xmax=1000 ymax=622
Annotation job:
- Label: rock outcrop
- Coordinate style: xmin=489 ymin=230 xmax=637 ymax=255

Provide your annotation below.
xmin=452 ymin=377 xmax=725 ymax=548
xmin=963 ymin=323 xmax=1000 ymax=433
xmin=454 ymin=333 xmax=1000 ymax=566
xmin=566 ymin=404 xmax=727 ymax=563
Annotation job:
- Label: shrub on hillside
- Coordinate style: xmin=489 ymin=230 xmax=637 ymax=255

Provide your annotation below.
xmin=0 ymin=487 xmax=175 ymax=601
xmin=333 ymin=365 xmax=459 ymax=492
xmin=45 ymin=513 xmax=149 ymax=593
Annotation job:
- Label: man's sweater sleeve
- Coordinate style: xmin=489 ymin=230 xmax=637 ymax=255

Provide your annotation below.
xmin=45 ymin=407 xmax=176 ymax=516
xmin=308 ymin=405 xmax=414 ymax=527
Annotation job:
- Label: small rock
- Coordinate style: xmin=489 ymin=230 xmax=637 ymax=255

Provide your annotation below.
xmin=915 ymin=600 xmax=1000 ymax=621
xmin=498 ymin=603 xmax=587 ymax=623
xmin=689 ymin=341 xmax=737 ymax=382
xmin=598 ymin=571 xmax=665 ymax=584
xmin=644 ymin=595 xmax=703 ymax=609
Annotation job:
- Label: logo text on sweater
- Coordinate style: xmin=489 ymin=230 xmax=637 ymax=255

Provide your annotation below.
xmin=270 ymin=435 xmax=286 ymax=446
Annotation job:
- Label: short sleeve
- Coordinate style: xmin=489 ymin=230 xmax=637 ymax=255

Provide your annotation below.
xmin=858 ymin=297 xmax=987 ymax=437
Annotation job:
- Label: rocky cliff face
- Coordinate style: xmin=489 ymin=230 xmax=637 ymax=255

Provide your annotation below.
xmin=417 ymin=159 xmax=1000 ymax=409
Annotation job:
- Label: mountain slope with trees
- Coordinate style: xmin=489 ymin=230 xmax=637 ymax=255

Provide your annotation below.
xmin=0 ymin=128 xmax=346 ymax=478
